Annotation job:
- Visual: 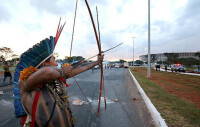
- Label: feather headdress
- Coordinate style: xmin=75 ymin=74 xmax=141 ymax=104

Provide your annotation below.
xmin=13 ymin=18 xmax=65 ymax=117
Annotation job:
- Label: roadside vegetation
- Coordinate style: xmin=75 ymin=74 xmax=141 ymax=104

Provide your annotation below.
xmin=130 ymin=67 xmax=200 ymax=127
xmin=186 ymin=67 xmax=198 ymax=71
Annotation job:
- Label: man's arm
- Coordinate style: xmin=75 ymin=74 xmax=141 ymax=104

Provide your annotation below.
xmin=62 ymin=55 xmax=103 ymax=78
xmin=69 ymin=61 xmax=99 ymax=78
xmin=20 ymin=55 xmax=103 ymax=91
xmin=20 ymin=62 xmax=97 ymax=91
xmin=20 ymin=67 xmax=63 ymax=91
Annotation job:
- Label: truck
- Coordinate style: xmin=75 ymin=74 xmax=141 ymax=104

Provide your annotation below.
xmin=124 ymin=62 xmax=129 ymax=68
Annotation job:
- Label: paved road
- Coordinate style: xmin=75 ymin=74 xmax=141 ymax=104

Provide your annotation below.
xmin=0 ymin=85 xmax=20 ymax=127
xmin=0 ymin=74 xmax=14 ymax=87
xmin=0 ymin=68 xmax=155 ymax=127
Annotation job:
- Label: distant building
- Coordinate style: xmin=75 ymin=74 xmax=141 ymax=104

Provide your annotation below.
xmin=139 ymin=52 xmax=199 ymax=62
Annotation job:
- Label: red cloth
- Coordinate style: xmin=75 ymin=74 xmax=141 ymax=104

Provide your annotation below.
xmin=30 ymin=78 xmax=69 ymax=127
xmin=59 ymin=77 xmax=69 ymax=87
xmin=20 ymin=115 xmax=27 ymax=127
xmin=31 ymin=84 xmax=42 ymax=127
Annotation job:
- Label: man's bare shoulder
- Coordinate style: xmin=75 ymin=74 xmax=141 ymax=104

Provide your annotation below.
xmin=18 ymin=80 xmax=23 ymax=88
xmin=18 ymin=80 xmax=31 ymax=93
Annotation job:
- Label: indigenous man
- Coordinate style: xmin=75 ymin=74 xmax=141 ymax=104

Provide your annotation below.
xmin=3 ymin=61 xmax=12 ymax=84
xmin=13 ymin=22 xmax=104 ymax=127
xmin=18 ymin=54 xmax=103 ymax=127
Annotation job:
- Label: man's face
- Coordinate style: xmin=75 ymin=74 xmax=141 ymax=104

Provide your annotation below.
xmin=45 ymin=56 xmax=58 ymax=66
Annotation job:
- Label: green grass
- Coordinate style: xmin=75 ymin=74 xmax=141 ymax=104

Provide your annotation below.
xmin=187 ymin=67 xmax=198 ymax=71
xmin=131 ymin=69 xmax=200 ymax=127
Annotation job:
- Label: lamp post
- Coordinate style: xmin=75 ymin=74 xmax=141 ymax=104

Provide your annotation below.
xmin=132 ymin=37 xmax=135 ymax=67
xmin=147 ymin=0 xmax=151 ymax=77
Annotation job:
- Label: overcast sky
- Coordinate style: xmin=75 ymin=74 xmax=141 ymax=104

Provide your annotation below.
xmin=0 ymin=0 xmax=200 ymax=61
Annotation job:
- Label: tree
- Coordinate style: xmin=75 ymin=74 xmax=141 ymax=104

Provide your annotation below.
xmin=195 ymin=51 xmax=200 ymax=60
xmin=164 ymin=52 xmax=179 ymax=65
xmin=0 ymin=47 xmax=14 ymax=61
xmin=74 ymin=56 xmax=84 ymax=61
xmin=11 ymin=54 xmax=19 ymax=64
xmin=12 ymin=54 xmax=18 ymax=59
xmin=63 ymin=56 xmax=84 ymax=64
xmin=119 ymin=59 xmax=126 ymax=64
xmin=0 ymin=55 xmax=5 ymax=62
xmin=178 ymin=57 xmax=200 ymax=67
xmin=71 ymin=56 xmax=84 ymax=61
xmin=135 ymin=60 xmax=144 ymax=65
xmin=151 ymin=54 xmax=157 ymax=63
xmin=144 ymin=55 xmax=148 ymax=62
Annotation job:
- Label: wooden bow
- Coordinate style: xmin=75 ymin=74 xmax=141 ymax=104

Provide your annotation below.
xmin=68 ymin=0 xmax=107 ymax=117
xmin=68 ymin=0 xmax=97 ymax=115
xmin=84 ymin=0 xmax=106 ymax=116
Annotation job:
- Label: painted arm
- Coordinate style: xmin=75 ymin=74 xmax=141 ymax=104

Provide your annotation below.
xmin=69 ymin=61 xmax=98 ymax=78
xmin=19 ymin=55 xmax=103 ymax=91
xmin=63 ymin=55 xmax=104 ymax=78
xmin=19 ymin=66 xmax=62 ymax=91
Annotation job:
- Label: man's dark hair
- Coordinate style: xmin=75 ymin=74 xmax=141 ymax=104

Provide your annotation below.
xmin=45 ymin=57 xmax=51 ymax=62
xmin=45 ymin=56 xmax=55 ymax=62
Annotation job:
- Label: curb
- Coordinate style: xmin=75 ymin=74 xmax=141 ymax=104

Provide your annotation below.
xmin=128 ymin=68 xmax=168 ymax=127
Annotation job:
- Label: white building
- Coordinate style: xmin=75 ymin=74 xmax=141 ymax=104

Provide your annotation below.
xmin=139 ymin=52 xmax=199 ymax=62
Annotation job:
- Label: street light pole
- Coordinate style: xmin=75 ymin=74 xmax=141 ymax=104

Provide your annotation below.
xmin=147 ymin=0 xmax=151 ymax=77
xmin=132 ymin=37 xmax=135 ymax=67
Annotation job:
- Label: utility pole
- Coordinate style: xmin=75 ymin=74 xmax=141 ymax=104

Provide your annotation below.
xmin=147 ymin=0 xmax=151 ymax=77
xmin=132 ymin=37 xmax=135 ymax=67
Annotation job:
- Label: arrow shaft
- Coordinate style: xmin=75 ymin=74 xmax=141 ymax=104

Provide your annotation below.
xmin=72 ymin=43 xmax=123 ymax=68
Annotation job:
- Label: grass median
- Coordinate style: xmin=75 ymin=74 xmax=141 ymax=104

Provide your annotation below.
xmin=130 ymin=67 xmax=200 ymax=127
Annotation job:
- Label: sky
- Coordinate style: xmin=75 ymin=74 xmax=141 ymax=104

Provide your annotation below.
xmin=0 ymin=0 xmax=200 ymax=61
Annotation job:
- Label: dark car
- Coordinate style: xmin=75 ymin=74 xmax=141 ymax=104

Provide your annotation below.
xmin=171 ymin=64 xmax=186 ymax=72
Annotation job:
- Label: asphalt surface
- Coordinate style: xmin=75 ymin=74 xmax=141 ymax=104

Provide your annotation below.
xmin=0 ymin=74 xmax=14 ymax=87
xmin=0 ymin=68 xmax=155 ymax=127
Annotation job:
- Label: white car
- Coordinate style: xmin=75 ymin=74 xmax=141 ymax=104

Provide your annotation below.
xmin=124 ymin=62 xmax=129 ymax=68
xmin=94 ymin=65 xmax=100 ymax=69
xmin=115 ymin=63 xmax=120 ymax=68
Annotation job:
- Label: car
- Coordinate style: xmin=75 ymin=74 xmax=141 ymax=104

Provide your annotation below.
xmin=115 ymin=63 xmax=120 ymax=68
xmin=94 ymin=65 xmax=100 ymax=69
xmin=124 ymin=62 xmax=129 ymax=68
xmin=171 ymin=64 xmax=186 ymax=72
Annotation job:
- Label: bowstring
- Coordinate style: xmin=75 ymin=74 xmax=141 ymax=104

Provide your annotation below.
xmin=69 ymin=0 xmax=97 ymax=115
xmin=96 ymin=6 xmax=106 ymax=111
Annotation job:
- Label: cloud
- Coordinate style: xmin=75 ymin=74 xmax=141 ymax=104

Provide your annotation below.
xmin=140 ymin=0 xmax=200 ymax=56
xmin=1 ymin=0 xmax=200 ymax=61
xmin=0 ymin=4 xmax=11 ymax=22
xmin=180 ymin=0 xmax=200 ymax=20
xmin=29 ymin=0 xmax=74 ymax=15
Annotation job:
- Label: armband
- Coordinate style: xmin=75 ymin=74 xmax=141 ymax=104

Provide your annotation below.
xmin=47 ymin=66 xmax=65 ymax=78
xmin=57 ymin=68 xmax=64 ymax=78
